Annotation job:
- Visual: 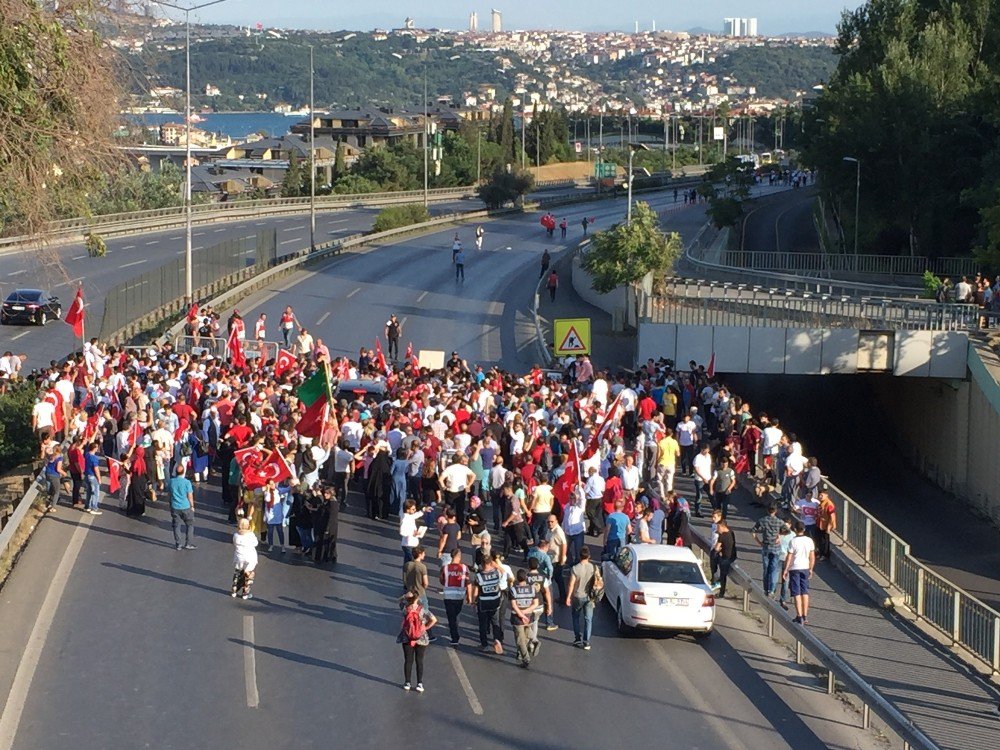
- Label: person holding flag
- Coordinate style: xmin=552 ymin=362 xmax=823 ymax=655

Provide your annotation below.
xmin=226 ymin=318 xmax=246 ymax=370
xmin=64 ymin=286 xmax=85 ymax=341
xmin=295 ymin=363 xmax=334 ymax=439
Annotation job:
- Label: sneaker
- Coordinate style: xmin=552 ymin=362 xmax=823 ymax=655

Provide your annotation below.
xmin=450 ymin=638 xmax=460 ymax=646
xmin=242 ymin=593 xmax=252 ymax=600
xmin=47 ymin=506 xmax=57 ymax=513
xmin=519 ymin=660 xmax=530 ymax=669
xmin=793 ymin=616 xmax=802 ymax=624
xmin=779 ymin=600 xmax=789 ymax=611
xmin=528 ymin=640 xmax=540 ymax=657
xmin=183 ymin=544 xmax=197 ymax=550
xmin=492 ymin=640 xmax=503 ymax=654
xmin=231 ymin=592 xmax=238 ymax=598
xmin=583 ymin=643 xmax=591 ymax=651
xmin=267 ymin=545 xmax=274 ymax=552
xmin=402 ymin=682 xmax=411 ymax=691
xmin=573 ymin=639 xmax=583 ymax=648
xmin=711 ymin=582 xmax=721 ymax=593
xmin=415 ymin=683 xmax=425 ymax=693
xmin=176 ymin=545 xmax=183 ymax=551
xmin=545 ymin=623 xmax=558 ymax=631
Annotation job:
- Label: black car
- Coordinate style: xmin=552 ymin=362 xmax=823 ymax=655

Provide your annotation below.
xmin=0 ymin=289 xmax=62 ymax=326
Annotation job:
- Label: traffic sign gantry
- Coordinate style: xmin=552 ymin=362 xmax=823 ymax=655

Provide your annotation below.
xmin=553 ymin=318 xmax=591 ymax=355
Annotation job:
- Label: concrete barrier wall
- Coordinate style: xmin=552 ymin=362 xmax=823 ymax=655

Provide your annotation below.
xmin=870 ymin=341 xmax=1000 ymax=527
xmin=570 ymin=253 xmax=636 ymax=328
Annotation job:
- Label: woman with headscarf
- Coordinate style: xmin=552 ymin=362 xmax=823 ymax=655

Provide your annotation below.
xmin=666 ymin=492 xmax=692 ymax=548
xmin=125 ymin=442 xmax=150 ymax=518
xmin=366 ymin=441 xmax=393 ymax=520
xmin=172 ymin=418 xmax=192 ymax=476
xmin=389 ymin=448 xmax=409 ymax=517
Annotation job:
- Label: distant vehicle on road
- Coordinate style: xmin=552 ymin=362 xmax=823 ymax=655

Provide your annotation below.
xmin=602 ymin=544 xmax=716 ymax=637
xmin=0 ymin=289 xmax=62 ymax=326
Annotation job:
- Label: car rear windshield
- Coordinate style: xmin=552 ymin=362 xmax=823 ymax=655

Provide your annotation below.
xmin=7 ymin=291 xmax=41 ymax=302
xmin=637 ymin=560 xmax=704 ymax=585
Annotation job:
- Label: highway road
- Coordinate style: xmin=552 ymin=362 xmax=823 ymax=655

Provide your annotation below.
xmin=0 ymin=191 xmax=884 ymax=750
xmin=0 ymin=185 xmax=583 ymax=368
xmin=738 ymin=187 xmax=819 ymax=256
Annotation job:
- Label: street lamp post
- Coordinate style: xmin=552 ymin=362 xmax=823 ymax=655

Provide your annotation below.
xmin=156 ymin=0 xmax=229 ymax=303
xmin=844 ymin=156 xmax=861 ymax=266
xmin=308 ymin=44 xmax=315 ymax=251
xmin=627 ymin=142 xmax=649 ymax=225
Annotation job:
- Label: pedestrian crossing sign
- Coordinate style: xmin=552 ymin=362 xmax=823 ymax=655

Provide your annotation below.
xmin=553 ymin=318 xmax=591 ymax=355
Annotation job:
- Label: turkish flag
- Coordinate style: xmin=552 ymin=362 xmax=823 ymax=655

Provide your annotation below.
xmin=552 ymin=441 xmax=580 ymax=510
xmin=108 ymin=458 xmax=121 ymax=494
xmin=84 ymin=404 xmax=105 ymax=444
xmin=296 ymin=397 xmax=328 ymax=439
xmin=226 ymin=325 xmax=246 ymax=369
xmin=707 ymin=352 xmax=716 ymax=378
xmin=258 ymin=448 xmax=293 ymax=485
xmin=234 ymin=446 xmax=266 ymax=489
xmin=582 ymin=391 xmax=623 ymax=460
xmin=374 ymin=338 xmax=387 ymax=374
xmin=43 ymin=389 xmax=64 ymax=435
xmin=274 ymin=349 xmax=297 ymax=377
xmin=64 ymin=287 xmax=85 ymax=338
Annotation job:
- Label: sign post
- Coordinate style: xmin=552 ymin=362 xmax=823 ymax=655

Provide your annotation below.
xmin=553 ymin=318 xmax=591 ymax=356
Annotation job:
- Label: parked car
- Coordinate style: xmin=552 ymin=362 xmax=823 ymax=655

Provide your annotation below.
xmin=335 ymin=378 xmax=388 ymax=404
xmin=0 ymin=289 xmax=62 ymax=326
xmin=602 ymin=544 xmax=715 ymax=637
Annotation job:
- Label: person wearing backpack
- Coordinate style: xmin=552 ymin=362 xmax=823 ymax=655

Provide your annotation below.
xmin=397 ymin=592 xmax=438 ymax=693
xmin=565 ymin=546 xmax=602 ymax=650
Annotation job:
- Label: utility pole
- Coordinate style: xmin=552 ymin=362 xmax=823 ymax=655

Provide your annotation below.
xmin=535 ymin=118 xmax=540 ymax=177
xmin=309 ymin=44 xmax=315 ymax=251
xmin=423 ymin=70 xmax=428 ymax=208
xmin=521 ymin=109 xmax=526 ymax=171
xmin=476 ymin=125 xmax=482 ymax=183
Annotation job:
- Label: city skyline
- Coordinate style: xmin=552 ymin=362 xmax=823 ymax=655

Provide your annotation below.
xmin=174 ymin=0 xmax=861 ymax=35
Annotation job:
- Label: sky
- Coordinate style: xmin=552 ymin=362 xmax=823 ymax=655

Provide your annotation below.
xmin=180 ymin=1 xmax=863 ymax=36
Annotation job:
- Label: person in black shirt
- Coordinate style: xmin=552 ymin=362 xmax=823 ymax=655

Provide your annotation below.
xmin=714 ymin=518 xmax=737 ymax=597
xmin=384 ymin=314 xmax=402 ymax=361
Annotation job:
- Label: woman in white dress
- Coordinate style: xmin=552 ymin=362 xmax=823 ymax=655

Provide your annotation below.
xmin=232 ymin=517 xmax=259 ymax=600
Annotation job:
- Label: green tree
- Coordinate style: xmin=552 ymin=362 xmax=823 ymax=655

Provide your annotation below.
xmin=581 ymin=202 xmax=682 ymax=293
xmin=281 ymin=152 xmax=305 ymax=197
xmin=331 ymin=174 xmax=381 ymax=194
xmin=333 ymin=142 xmax=346 ymax=180
xmin=697 ymin=158 xmax=754 ymax=228
xmin=499 ymin=98 xmax=516 ymax=166
xmin=86 ymin=163 xmax=186 ymax=216
xmin=350 ymin=146 xmax=419 ymax=191
xmin=476 ymin=167 xmax=534 ymax=209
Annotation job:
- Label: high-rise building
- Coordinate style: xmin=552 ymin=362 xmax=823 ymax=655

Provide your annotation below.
xmin=491 ymin=8 xmax=502 ymax=33
xmin=469 ymin=12 xmax=478 ymax=31
xmin=723 ymin=17 xmax=758 ymax=37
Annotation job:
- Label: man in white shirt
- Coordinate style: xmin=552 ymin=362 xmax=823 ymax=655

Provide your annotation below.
xmin=583 ymin=466 xmax=605 ymax=536
xmin=439 ymin=455 xmax=477 ymax=527
xmin=32 ymin=397 xmax=55 ymax=439
xmin=692 ymin=444 xmax=713 ymax=518
xmin=782 ymin=520 xmax=816 ymax=624
xmin=675 ymin=413 xmax=699 ymax=476
xmin=620 ymin=453 xmax=640 ymax=497
xmin=0 ymin=351 xmax=21 ymax=379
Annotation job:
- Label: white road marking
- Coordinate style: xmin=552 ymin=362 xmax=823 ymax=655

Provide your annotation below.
xmin=194 ymin=232 xmax=206 ymax=237
xmin=400 ymin=316 xmax=408 ymax=328
xmin=316 ymin=311 xmax=331 ymax=326
xmin=71 ymin=255 xmax=87 ymax=261
xmin=11 ymin=331 xmax=31 ymax=340
xmin=346 ymin=287 xmax=361 ymax=299
xmin=119 ymin=259 xmax=147 ymax=269
xmin=255 ymin=222 xmax=266 ymax=226
xmin=214 ymin=228 xmax=226 ymax=233
xmin=280 ymin=239 xmax=300 ymax=245
xmin=416 ymin=291 xmax=428 ymax=303
xmin=0 ymin=514 xmax=94 ymax=750
xmin=326 ymin=218 xmax=350 ymax=225
xmin=145 ymin=240 xmax=159 ymax=246
xmin=289 ymin=224 xmax=306 ymax=230
xmin=445 ymin=648 xmax=483 ymax=715
xmin=54 ymin=277 xmax=84 ymax=289
xmin=243 ymin=616 xmax=260 ymax=709
xmin=122 ymin=245 xmax=136 ymax=249
xmin=7 ymin=270 xmax=26 ymax=277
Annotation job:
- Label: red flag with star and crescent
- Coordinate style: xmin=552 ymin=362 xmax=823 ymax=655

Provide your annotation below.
xmin=374 ymin=338 xmax=387 ymax=374
xmin=274 ymin=349 xmax=297 ymax=378
xmin=234 ymin=446 xmax=266 ymax=489
xmin=64 ymin=286 xmax=85 ymax=338
xmin=226 ymin=324 xmax=246 ymax=370
xmin=552 ymin=440 xmax=581 ymax=511
xmin=581 ymin=391 xmax=623 ymax=460
xmin=257 ymin=448 xmax=292 ymax=486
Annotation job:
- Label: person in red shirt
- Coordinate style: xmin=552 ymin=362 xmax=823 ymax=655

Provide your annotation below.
xmin=172 ymin=394 xmax=196 ymax=426
xmin=226 ymin=417 xmax=253 ymax=448
xmin=67 ymin=437 xmax=86 ymax=509
xmin=602 ymin=466 xmax=624 ymax=517
xmin=638 ymin=393 xmax=657 ymax=423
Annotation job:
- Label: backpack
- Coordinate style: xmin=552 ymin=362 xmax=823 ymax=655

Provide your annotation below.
xmin=586 ymin=563 xmax=605 ymax=602
xmin=401 ymin=607 xmax=425 ymax=647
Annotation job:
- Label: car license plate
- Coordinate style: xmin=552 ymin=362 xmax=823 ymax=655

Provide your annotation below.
xmin=11 ymin=305 xmax=24 ymax=311
xmin=660 ymin=597 xmax=689 ymax=606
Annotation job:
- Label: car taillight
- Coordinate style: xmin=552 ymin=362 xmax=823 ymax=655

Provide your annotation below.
xmin=702 ymin=594 xmax=715 ymax=607
xmin=26 ymin=304 xmax=38 ymax=309
xmin=629 ymin=591 xmax=646 ymax=605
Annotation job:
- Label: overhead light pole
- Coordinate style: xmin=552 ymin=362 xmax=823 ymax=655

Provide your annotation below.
xmin=627 ymin=142 xmax=649 ymax=225
xmin=843 ymin=156 xmax=861 ymax=264
xmin=156 ymin=0 xmax=230 ymax=303
xmin=308 ymin=43 xmax=315 ymax=251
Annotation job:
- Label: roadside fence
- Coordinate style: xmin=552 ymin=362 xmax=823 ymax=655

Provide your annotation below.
xmin=723 ymin=251 xmax=979 ymax=280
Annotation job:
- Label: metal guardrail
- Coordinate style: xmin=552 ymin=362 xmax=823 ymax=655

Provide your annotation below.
xmin=0 ymin=470 xmax=44 ymax=578
xmin=173 ymin=335 xmax=280 ymax=364
xmin=646 ymin=279 xmax=979 ymax=332
xmin=724 ymin=251 xmax=980 ymax=280
xmin=821 ymin=477 xmax=1000 ymax=675
xmin=686 ymin=527 xmax=940 ymax=750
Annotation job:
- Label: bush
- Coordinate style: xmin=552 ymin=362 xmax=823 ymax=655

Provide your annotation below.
xmin=85 ymin=233 xmax=106 ymax=257
xmin=372 ymin=204 xmax=431 ymax=233
xmin=0 ymin=383 xmax=38 ymax=474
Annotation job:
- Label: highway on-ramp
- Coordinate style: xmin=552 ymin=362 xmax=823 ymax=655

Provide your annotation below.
xmin=0 ymin=192 xmax=884 ymax=750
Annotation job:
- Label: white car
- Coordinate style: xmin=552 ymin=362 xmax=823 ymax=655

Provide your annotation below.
xmin=602 ymin=544 xmax=715 ymax=637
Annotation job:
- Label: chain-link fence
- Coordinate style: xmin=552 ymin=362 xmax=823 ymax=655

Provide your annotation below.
xmin=99 ymin=230 xmax=276 ymax=341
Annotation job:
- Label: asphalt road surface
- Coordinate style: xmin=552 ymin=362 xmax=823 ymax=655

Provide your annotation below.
xmin=0 ymin=192 xmax=883 ymax=750
xmin=738 ymin=187 xmax=819 ymax=256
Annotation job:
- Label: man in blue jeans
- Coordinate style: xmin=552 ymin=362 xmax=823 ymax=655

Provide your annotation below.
xmin=83 ymin=442 xmax=103 ymax=516
xmin=169 ymin=465 xmax=196 ymax=550
xmin=752 ymin=503 xmax=784 ymax=598
xmin=602 ymin=499 xmax=629 ymax=559
xmin=566 ymin=547 xmax=598 ymax=649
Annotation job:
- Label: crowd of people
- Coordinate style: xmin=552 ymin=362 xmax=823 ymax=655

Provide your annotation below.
xmin=21 ymin=305 xmax=834 ymax=689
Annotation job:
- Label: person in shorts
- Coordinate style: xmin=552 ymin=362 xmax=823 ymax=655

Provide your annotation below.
xmin=782 ymin=520 xmax=816 ymax=625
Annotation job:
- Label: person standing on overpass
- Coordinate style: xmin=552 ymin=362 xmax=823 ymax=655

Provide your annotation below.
xmin=279 ymin=306 xmax=299 ymax=349
xmin=384 ymin=313 xmax=402 ymax=361
xmin=783 ymin=520 xmax=815 ymax=625
xmin=539 ymin=249 xmax=550 ymax=279
xmin=546 ymin=270 xmax=559 ymax=302
xmin=475 ymin=225 xmax=484 ymax=251
xmin=454 ymin=247 xmax=466 ymax=282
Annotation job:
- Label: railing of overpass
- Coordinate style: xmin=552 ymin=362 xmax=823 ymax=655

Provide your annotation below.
xmin=647 ymin=279 xmax=983 ymax=332
xmin=723 ymin=250 xmax=980 ymax=279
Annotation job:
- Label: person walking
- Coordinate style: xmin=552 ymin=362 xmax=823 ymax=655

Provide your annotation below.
xmin=454 ymin=247 xmax=466 ymax=282
xmin=475 ymin=225 xmax=485 ymax=251
xmin=714 ymin=518 xmax=737 ymax=597
xmin=263 ymin=480 xmax=287 ymax=553
xmin=508 ymin=568 xmax=542 ymax=668
xmin=709 ymin=456 xmax=736 ymax=518
xmin=752 ymin=502 xmax=784 ymax=600
xmin=546 ymin=270 xmax=559 ymax=302
xmin=279 ymin=306 xmax=299 ymax=349
xmin=43 ymin=445 xmax=68 ymax=513
xmin=440 ymin=548 xmax=472 ymax=644
xmin=539 ymin=249 xmax=551 ymax=279
xmin=473 ymin=554 xmax=505 ymax=654
xmin=559 ymin=218 xmax=567 ymax=239
xmin=816 ymin=490 xmax=837 ymax=561
xmin=581 ymin=216 xmax=589 ymax=235
xmin=783 ymin=520 xmax=816 ymax=624
xmin=169 ymin=464 xmax=196 ymax=550
xmin=398 ymin=591 xmax=437 ymax=692
xmin=231 ymin=517 xmax=259 ymax=599
xmin=83 ymin=441 xmax=103 ymax=516
xmin=565 ymin=546 xmax=599 ymax=650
